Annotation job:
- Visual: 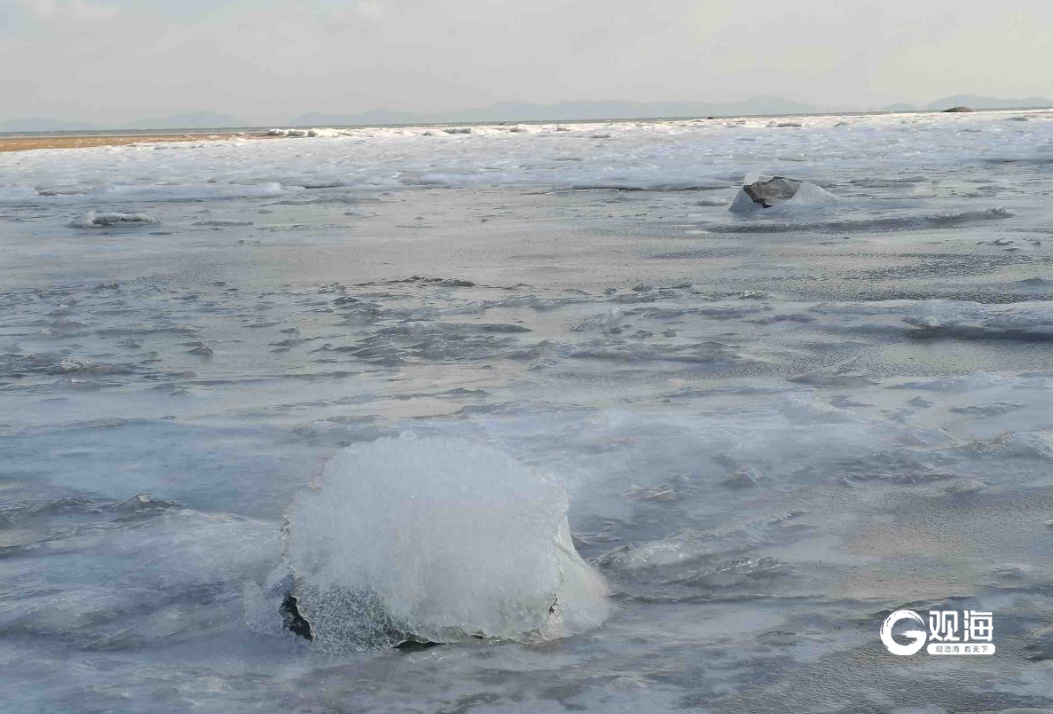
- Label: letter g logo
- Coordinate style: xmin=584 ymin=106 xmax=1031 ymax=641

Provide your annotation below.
xmin=881 ymin=610 xmax=926 ymax=655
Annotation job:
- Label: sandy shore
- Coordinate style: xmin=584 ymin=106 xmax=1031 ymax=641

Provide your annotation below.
xmin=0 ymin=131 xmax=267 ymax=153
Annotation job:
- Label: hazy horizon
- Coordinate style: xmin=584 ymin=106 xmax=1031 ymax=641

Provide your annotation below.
xmin=5 ymin=93 xmax=1053 ymax=133
xmin=3 ymin=0 xmax=1051 ymax=126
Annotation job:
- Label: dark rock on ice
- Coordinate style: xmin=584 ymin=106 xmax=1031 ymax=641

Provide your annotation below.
xmin=943 ymin=106 xmax=974 ymax=113
xmin=280 ymin=594 xmax=314 ymax=641
xmin=742 ymin=176 xmax=803 ymax=208
xmin=395 ymin=638 xmax=442 ymax=651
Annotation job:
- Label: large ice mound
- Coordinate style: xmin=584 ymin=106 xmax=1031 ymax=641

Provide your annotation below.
xmin=279 ymin=436 xmax=609 ymax=651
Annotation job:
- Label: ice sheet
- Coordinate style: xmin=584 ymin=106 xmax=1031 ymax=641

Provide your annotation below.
xmin=3 ymin=109 xmax=1053 ymax=712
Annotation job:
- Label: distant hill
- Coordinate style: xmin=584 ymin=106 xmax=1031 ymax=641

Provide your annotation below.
xmin=924 ymin=95 xmax=1052 ymax=111
xmin=289 ymin=95 xmax=822 ymax=127
xmin=885 ymin=96 xmax=1053 ymax=113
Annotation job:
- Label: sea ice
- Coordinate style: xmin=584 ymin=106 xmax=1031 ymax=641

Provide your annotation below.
xmin=6 ymin=108 xmax=1053 ymax=711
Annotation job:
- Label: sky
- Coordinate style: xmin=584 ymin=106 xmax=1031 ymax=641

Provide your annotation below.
xmin=2 ymin=0 xmax=1052 ymax=124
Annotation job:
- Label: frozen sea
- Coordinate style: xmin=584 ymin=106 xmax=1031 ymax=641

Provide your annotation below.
xmin=3 ymin=110 xmax=1053 ymax=712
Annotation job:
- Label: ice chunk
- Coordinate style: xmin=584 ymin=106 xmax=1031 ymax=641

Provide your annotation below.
xmin=69 ymin=210 xmax=159 ymax=228
xmin=728 ymin=175 xmax=840 ymax=212
xmin=785 ymin=181 xmax=841 ymax=205
xmin=572 ymin=307 xmax=623 ymax=332
xmin=282 ymin=436 xmax=609 ymax=651
xmin=812 ymin=300 xmax=1053 ymax=341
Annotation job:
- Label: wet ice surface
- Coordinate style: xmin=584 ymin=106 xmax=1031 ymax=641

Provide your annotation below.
xmin=3 ymin=110 xmax=1053 ymax=712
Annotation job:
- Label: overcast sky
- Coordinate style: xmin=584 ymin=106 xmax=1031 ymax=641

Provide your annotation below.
xmin=3 ymin=0 xmax=1051 ymax=124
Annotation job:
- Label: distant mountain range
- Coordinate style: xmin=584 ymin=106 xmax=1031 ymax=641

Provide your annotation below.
xmin=4 ymin=96 xmax=1052 ymax=133
xmin=121 ymin=112 xmax=250 ymax=131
